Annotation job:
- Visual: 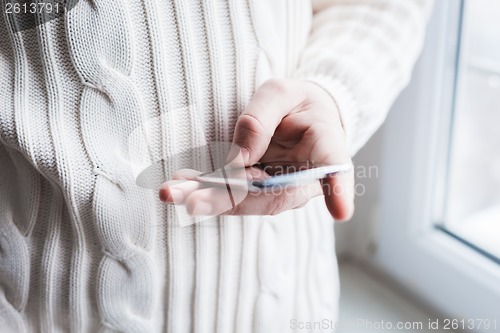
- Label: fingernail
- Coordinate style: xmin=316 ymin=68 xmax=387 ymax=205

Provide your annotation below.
xmin=159 ymin=189 xmax=168 ymax=202
xmin=191 ymin=201 xmax=213 ymax=216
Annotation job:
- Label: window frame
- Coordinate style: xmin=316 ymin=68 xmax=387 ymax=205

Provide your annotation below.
xmin=374 ymin=0 xmax=500 ymax=329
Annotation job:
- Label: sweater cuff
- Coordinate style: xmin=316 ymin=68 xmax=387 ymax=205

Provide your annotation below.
xmin=301 ymin=75 xmax=360 ymax=154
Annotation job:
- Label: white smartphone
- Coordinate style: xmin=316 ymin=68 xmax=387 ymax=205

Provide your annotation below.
xmin=196 ymin=161 xmax=352 ymax=193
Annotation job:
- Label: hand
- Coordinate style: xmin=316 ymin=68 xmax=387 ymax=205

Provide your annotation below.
xmin=159 ymin=79 xmax=355 ymax=221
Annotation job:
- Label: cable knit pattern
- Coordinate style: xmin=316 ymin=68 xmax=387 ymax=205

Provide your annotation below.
xmin=0 ymin=0 xmax=431 ymax=332
xmin=66 ymin=1 xmax=156 ymax=331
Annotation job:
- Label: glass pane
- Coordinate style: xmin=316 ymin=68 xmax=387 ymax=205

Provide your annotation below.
xmin=444 ymin=0 xmax=500 ymax=259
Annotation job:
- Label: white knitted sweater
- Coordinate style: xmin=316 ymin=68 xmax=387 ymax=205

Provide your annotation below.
xmin=0 ymin=0 xmax=431 ymax=332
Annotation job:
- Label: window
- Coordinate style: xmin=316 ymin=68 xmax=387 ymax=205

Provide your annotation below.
xmin=370 ymin=0 xmax=500 ymax=331
xmin=439 ymin=0 xmax=500 ymax=262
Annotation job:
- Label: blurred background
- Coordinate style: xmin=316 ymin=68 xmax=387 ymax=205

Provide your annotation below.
xmin=333 ymin=0 xmax=500 ymax=332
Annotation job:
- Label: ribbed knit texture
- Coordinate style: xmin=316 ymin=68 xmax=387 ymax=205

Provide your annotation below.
xmin=0 ymin=0 xmax=431 ymax=332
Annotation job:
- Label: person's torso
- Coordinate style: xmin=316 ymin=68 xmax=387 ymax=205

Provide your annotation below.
xmin=0 ymin=2 xmax=338 ymax=332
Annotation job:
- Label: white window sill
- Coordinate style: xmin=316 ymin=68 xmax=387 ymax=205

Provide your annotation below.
xmin=338 ymin=260 xmax=452 ymax=333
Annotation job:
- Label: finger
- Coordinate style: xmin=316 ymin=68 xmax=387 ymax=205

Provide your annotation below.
xmin=159 ymin=180 xmax=202 ymax=204
xmin=304 ymin=125 xmax=354 ymax=221
xmin=321 ymin=169 xmax=355 ymax=221
xmin=184 ymin=187 xmax=239 ymax=216
xmin=185 ymin=181 xmax=323 ymax=216
xmin=233 ymin=181 xmax=323 ymax=215
xmin=232 ymin=79 xmax=306 ymax=165
xmin=159 ymin=169 xmax=203 ymax=203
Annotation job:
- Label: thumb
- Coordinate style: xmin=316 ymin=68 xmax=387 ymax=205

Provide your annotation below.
xmin=231 ymin=79 xmax=305 ymax=165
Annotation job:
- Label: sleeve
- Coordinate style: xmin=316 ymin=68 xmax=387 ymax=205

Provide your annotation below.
xmin=293 ymin=0 xmax=434 ymax=155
